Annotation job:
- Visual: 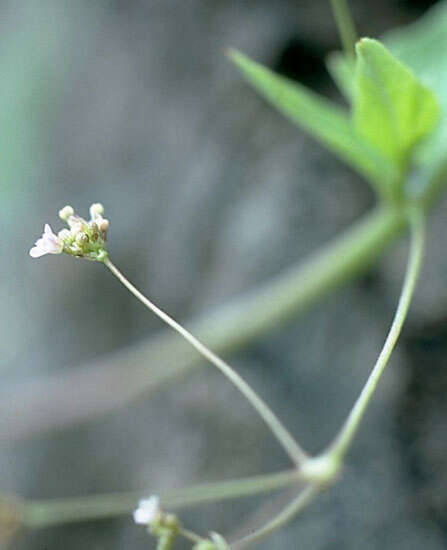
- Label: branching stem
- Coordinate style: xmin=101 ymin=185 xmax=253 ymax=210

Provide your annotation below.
xmin=23 ymin=470 xmax=300 ymax=528
xmin=228 ymin=207 xmax=425 ymax=549
xmin=232 ymin=485 xmax=319 ymax=549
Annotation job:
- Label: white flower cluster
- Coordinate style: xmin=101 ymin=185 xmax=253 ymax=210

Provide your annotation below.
xmin=29 ymin=203 xmax=109 ymax=262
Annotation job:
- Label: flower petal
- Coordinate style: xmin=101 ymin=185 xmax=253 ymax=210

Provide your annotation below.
xmin=29 ymin=246 xmax=47 ymax=258
xmin=133 ymin=508 xmax=150 ymax=524
xmin=29 ymin=224 xmax=64 ymax=258
xmin=133 ymin=496 xmax=159 ymax=525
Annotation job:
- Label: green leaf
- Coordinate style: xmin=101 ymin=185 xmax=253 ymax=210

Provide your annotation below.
xmin=229 ymin=48 xmax=398 ymax=197
xmin=353 ymin=38 xmax=439 ymax=170
xmin=384 ymin=1 xmax=447 ymax=169
xmin=326 ymin=51 xmax=355 ymax=101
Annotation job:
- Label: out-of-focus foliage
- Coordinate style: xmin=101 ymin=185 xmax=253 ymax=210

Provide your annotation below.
xmin=326 ymin=50 xmax=354 ymax=100
xmin=329 ymin=1 xmax=447 ymax=172
xmin=353 ymin=38 xmax=438 ymax=173
xmin=230 ymin=33 xmax=440 ymax=202
xmin=229 ymin=49 xmax=399 ymax=198
xmin=0 ymin=4 xmax=69 ymax=204
xmin=385 ymin=1 xmax=447 ymax=169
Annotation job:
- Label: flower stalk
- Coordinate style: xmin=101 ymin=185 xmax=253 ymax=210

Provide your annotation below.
xmin=327 ymin=207 xmax=425 ymax=462
xmin=103 ymin=257 xmax=308 ymax=467
xmin=22 ymin=469 xmax=300 ymax=528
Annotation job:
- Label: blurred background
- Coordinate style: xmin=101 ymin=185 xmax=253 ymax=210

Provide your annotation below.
xmin=1 ymin=0 xmax=447 ymax=548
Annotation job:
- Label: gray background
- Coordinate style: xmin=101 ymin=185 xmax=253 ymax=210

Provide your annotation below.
xmin=0 ymin=0 xmax=446 ymax=548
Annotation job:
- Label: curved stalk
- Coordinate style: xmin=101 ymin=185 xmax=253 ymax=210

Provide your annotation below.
xmin=328 ymin=207 xmax=425 ymax=461
xmin=104 ymin=257 xmax=307 ymax=466
xmin=232 ymin=485 xmax=319 ymax=549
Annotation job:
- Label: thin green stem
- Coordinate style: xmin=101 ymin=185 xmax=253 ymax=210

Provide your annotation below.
xmin=178 ymin=527 xmax=202 ymax=544
xmin=104 ymin=257 xmax=307 ymax=467
xmin=328 ymin=208 xmax=425 ymax=461
xmin=23 ymin=470 xmax=300 ymax=528
xmin=330 ymin=0 xmax=357 ymax=64
xmin=232 ymin=485 xmax=320 ymax=549
xmin=1 ymin=207 xmax=406 ymax=444
xmin=229 ymin=206 xmax=424 ymax=550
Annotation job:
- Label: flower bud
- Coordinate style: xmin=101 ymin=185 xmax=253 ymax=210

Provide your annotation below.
xmin=75 ymin=232 xmax=89 ymax=246
xmin=59 ymin=205 xmax=74 ymax=221
xmin=70 ymin=222 xmax=84 ymax=235
xmin=90 ymin=203 xmax=104 ymax=218
xmin=193 ymin=533 xmax=229 ymax=550
xmin=163 ymin=514 xmax=178 ymax=530
xmin=57 ymin=229 xmax=71 ymax=240
xmin=98 ymin=219 xmax=109 ymax=233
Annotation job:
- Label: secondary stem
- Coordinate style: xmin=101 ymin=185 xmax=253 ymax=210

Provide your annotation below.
xmin=330 ymin=0 xmax=357 ymax=64
xmin=230 ymin=207 xmax=425 ymax=549
xmin=104 ymin=257 xmax=307 ymax=467
xmin=328 ymin=208 xmax=425 ymax=461
xmin=23 ymin=470 xmax=299 ymax=528
xmin=232 ymin=485 xmax=320 ymax=549
xmin=178 ymin=528 xmax=202 ymax=544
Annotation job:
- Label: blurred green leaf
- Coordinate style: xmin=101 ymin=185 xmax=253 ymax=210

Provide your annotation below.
xmin=326 ymin=51 xmax=354 ymax=101
xmin=384 ymin=1 xmax=447 ymax=169
xmin=229 ymin=49 xmax=398 ymax=197
xmin=353 ymin=38 xmax=439 ymax=172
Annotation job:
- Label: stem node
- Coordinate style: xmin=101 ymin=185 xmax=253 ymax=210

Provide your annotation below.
xmin=299 ymin=454 xmax=342 ymax=488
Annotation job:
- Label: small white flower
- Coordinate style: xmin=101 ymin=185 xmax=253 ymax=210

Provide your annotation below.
xmin=29 ymin=224 xmax=64 ymax=258
xmin=133 ymin=496 xmax=159 ymax=525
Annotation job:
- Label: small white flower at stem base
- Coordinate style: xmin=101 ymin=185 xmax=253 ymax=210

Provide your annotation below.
xmin=133 ymin=496 xmax=159 ymax=526
xmin=29 ymin=224 xmax=64 ymax=258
